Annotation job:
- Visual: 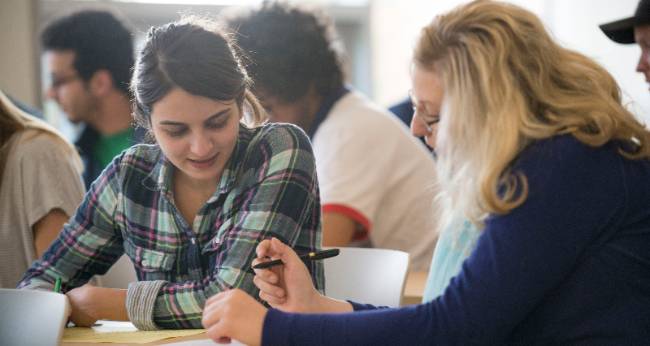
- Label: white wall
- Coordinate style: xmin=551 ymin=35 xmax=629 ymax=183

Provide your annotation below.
xmin=0 ymin=0 xmax=40 ymax=107
xmin=370 ymin=0 xmax=650 ymax=123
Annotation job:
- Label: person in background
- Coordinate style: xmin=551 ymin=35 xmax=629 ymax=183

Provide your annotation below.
xmin=42 ymin=10 xmax=143 ymax=188
xmin=7 ymin=94 xmax=44 ymax=119
xmin=18 ymin=18 xmax=324 ymax=330
xmin=389 ymin=97 xmax=434 ymax=150
xmin=600 ymin=0 xmax=650 ymax=91
xmin=224 ymin=2 xmax=438 ymax=271
xmin=0 ymin=90 xmax=84 ymax=288
xmin=202 ymin=1 xmax=650 ymax=344
xmin=389 ymin=97 xmax=414 ymax=127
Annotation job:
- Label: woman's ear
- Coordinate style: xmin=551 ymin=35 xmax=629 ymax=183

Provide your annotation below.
xmin=236 ymin=100 xmax=246 ymax=122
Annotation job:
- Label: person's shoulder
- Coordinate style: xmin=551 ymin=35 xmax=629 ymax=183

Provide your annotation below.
xmin=329 ymin=91 xmax=388 ymax=122
xmin=114 ymin=143 xmax=161 ymax=170
xmin=325 ymin=91 xmax=412 ymax=135
xmin=513 ymin=134 xmax=627 ymax=180
xmin=246 ymin=122 xmax=311 ymax=152
xmin=237 ymin=123 xmax=315 ymax=177
xmin=14 ymin=130 xmax=73 ymax=160
xmin=520 ymin=135 xmax=614 ymax=162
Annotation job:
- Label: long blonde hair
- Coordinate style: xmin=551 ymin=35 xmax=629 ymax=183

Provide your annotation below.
xmin=414 ymin=0 xmax=650 ymax=226
xmin=0 ymin=90 xmax=83 ymax=193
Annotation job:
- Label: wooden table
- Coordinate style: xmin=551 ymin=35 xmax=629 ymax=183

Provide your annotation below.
xmin=61 ymin=332 xmax=212 ymax=346
xmin=61 ymin=271 xmax=429 ymax=345
xmin=401 ymin=271 xmax=428 ymax=306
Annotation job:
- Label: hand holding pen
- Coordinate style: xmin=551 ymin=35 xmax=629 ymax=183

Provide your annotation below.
xmin=252 ymin=238 xmax=338 ymax=313
xmin=252 ymin=248 xmax=339 ymax=269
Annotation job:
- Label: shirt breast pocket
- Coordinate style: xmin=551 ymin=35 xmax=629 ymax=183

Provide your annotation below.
xmin=124 ymin=240 xmax=176 ymax=280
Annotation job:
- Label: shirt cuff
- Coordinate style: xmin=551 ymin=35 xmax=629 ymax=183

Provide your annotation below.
xmin=262 ymin=309 xmax=292 ymax=345
xmin=126 ymin=280 xmax=166 ymax=330
xmin=349 ymin=300 xmax=381 ymax=311
xmin=322 ymin=204 xmax=372 ymax=233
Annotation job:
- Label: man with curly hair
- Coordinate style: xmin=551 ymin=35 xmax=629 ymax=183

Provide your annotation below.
xmin=224 ymin=1 xmax=438 ymax=270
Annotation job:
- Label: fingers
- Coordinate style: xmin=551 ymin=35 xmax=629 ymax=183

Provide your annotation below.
xmin=256 ymin=239 xmax=272 ymax=258
xmin=205 ymin=321 xmax=231 ymax=344
xmin=203 ymin=290 xmax=233 ymax=327
xmin=205 ymin=289 xmax=228 ymax=305
xmin=258 ymin=290 xmax=287 ymax=306
xmin=271 ymin=237 xmax=303 ymax=269
xmin=251 ymin=261 xmax=279 ymax=284
xmin=258 ymin=237 xmax=293 ymax=260
xmin=253 ymin=275 xmax=285 ymax=299
xmin=202 ymin=299 xmax=222 ymax=328
xmin=215 ymin=337 xmax=232 ymax=345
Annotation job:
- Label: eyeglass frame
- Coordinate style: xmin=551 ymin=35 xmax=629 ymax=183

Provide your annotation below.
xmin=49 ymin=73 xmax=81 ymax=90
xmin=408 ymin=89 xmax=440 ymax=132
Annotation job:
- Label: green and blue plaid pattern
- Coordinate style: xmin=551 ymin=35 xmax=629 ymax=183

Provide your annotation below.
xmin=19 ymin=123 xmax=323 ymax=329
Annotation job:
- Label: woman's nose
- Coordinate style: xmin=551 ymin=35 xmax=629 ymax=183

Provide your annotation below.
xmin=190 ymin=133 xmax=215 ymax=157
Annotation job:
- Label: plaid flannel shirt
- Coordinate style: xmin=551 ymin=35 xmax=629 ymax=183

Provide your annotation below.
xmin=18 ymin=123 xmax=324 ymax=329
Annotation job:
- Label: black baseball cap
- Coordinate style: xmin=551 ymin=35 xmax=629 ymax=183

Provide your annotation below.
xmin=599 ymin=0 xmax=650 ymax=44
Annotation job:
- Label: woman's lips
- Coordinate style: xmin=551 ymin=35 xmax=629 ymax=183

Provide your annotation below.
xmin=188 ymin=153 xmax=218 ymax=169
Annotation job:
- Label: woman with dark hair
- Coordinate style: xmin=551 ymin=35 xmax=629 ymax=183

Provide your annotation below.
xmin=18 ymin=18 xmax=324 ymax=330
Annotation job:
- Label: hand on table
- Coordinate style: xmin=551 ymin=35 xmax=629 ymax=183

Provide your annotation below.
xmin=66 ymin=284 xmax=127 ymax=327
xmin=202 ymin=289 xmax=266 ymax=346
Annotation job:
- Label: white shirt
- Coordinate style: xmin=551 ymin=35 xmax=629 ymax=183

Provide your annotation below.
xmin=312 ymin=91 xmax=438 ymax=270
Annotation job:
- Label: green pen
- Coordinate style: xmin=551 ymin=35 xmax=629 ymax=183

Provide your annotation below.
xmin=54 ymin=277 xmax=61 ymax=293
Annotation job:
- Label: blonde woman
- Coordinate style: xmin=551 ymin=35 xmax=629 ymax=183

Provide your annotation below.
xmin=0 ymin=90 xmax=85 ymax=288
xmin=201 ymin=1 xmax=650 ymax=344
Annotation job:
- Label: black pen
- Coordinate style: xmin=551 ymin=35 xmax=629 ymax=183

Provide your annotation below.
xmin=253 ymin=248 xmax=340 ymax=269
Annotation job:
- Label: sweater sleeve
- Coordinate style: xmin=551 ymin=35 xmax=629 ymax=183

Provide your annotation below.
xmin=262 ymin=136 xmax=628 ymax=345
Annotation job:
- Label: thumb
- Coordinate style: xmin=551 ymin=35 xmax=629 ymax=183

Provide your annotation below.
xmin=271 ymin=237 xmax=301 ymax=266
xmin=256 ymin=239 xmax=272 ymax=258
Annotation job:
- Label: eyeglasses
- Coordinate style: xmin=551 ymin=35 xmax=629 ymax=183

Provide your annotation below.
xmin=408 ymin=90 xmax=440 ymax=131
xmin=50 ymin=74 xmax=80 ymax=89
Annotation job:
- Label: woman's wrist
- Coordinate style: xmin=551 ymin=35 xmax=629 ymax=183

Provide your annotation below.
xmin=97 ymin=287 xmax=129 ymax=321
xmin=313 ymin=293 xmax=353 ymax=313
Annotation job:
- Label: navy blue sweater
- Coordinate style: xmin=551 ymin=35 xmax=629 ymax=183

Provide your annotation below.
xmin=263 ymin=135 xmax=650 ymax=345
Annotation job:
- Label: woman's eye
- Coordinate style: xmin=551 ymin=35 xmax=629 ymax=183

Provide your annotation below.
xmin=207 ymin=119 xmax=228 ymax=130
xmin=166 ymin=128 xmax=187 ymax=137
xmin=425 ymin=115 xmax=440 ymax=126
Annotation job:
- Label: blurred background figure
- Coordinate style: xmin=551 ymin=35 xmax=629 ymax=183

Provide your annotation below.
xmin=388 ymin=97 xmax=414 ymax=127
xmin=224 ymin=1 xmax=438 ymax=271
xmin=0 ymin=89 xmax=84 ymax=288
xmin=600 ymin=0 xmax=650 ymax=92
xmin=41 ymin=10 xmax=143 ymax=188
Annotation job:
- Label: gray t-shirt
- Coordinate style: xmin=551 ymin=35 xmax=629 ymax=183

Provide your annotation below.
xmin=0 ymin=130 xmax=85 ymax=288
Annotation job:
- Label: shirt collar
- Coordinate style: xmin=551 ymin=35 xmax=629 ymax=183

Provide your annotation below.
xmin=307 ymin=86 xmax=349 ymax=139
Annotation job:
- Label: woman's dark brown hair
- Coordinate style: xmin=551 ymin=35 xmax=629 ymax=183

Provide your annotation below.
xmin=131 ymin=18 xmax=265 ymax=133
